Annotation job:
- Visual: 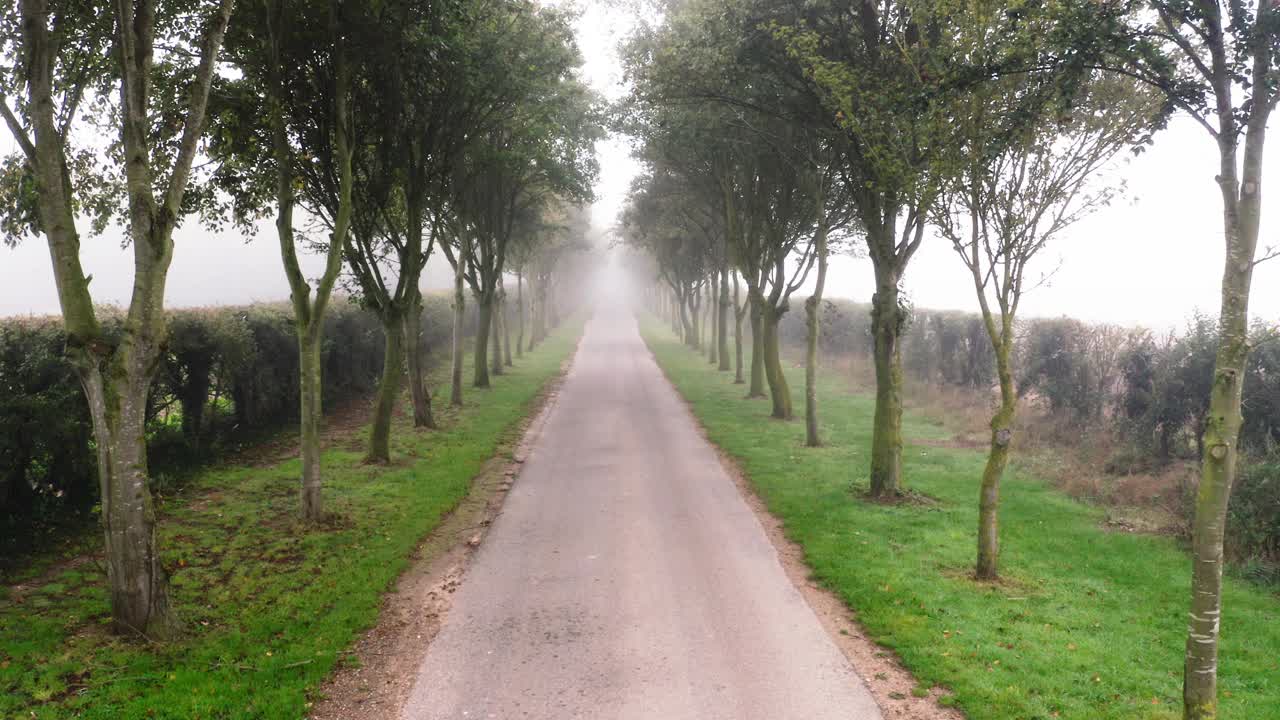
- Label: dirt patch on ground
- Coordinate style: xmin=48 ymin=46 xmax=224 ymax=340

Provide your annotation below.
xmin=912 ymin=435 xmax=988 ymax=451
xmin=305 ymin=347 xmax=577 ymax=720
xmin=228 ymin=392 xmax=376 ymax=469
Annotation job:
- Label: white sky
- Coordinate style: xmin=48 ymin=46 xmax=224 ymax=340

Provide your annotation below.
xmin=1 ymin=2 xmax=1276 ymax=333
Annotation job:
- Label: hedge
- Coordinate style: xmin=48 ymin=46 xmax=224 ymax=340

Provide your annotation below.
xmin=0 ymin=294 xmax=460 ymax=556
xmin=778 ymin=297 xmax=1280 ymax=570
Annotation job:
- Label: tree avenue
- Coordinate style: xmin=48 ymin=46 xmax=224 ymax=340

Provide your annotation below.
xmin=621 ymin=1 xmax=1278 ymax=718
xmin=0 ymin=0 xmax=597 ymax=638
xmin=1 ymin=0 xmax=1277 ymax=716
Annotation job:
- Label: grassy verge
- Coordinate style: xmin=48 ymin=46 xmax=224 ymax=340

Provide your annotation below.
xmin=641 ymin=319 xmax=1280 ymax=720
xmin=0 ymin=320 xmax=582 ymax=719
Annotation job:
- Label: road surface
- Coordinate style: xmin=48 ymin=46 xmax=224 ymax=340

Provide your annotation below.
xmin=401 ymin=310 xmax=882 ymax=720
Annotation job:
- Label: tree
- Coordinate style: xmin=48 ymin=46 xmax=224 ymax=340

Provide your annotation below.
xmin=624 ymin=3 xmax=840 ymax=420
xmin=619 ymin=169 xmax=717 ymax=348
xmin=438 ymin=0 xmax=598 ymax=393
xmin=210 ymin=0 xmax=355 ymax=520
xmin=0 ymin=0 xmax=234 ymax=636
xmin=1095 ymin=3 xmax=1280 ymax=714
xmin=934 ymin=62 xmax=1155 ymax=579
xmin=775 ymin=0 xmax=965 ymax=495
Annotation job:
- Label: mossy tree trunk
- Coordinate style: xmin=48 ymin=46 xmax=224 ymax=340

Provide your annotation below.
xmin=490 ymin=292 xmax=504 ymax=377
xmin=977 ymin=336 xmax=1015 ymax=580
xmin=748 ymin=297 xmax=766 ymax=398
xmin=708 ymin=273 xmax=719 ymax=365
xmin=516 ymin=272 xmax=525 ymax=359
xmin=404 ymin=291 xmax=436 ymax=429
xmin=760 ymin=302 xmax=792 ymax=420
xmin=804 ymin=222 xmax=829 ymax=446
xmin=531 ymin=272 xmax=549 ymax=351
xmin=474 ymin=293 xmax=493 ymax=388
xmin=678 ymin=287 xmax=695 ymax=347
xmin=297 ymin=331 xmax=325 ymax=516
xmin=869 ymin=267 xmax=906 ymax=498
xmin=689 ymin=286 xmax=703 ymax=350
xmin=82 ymin=369 xmax=178 ymax=638
xmin=448 ymin=234 xmax=469 ymax=406
xmin=718 ymin=265 xmax=731 ymax=372
xmin=12 ymin=0 xmax=232 ymax=637
xmin=502 ymin=286 xmax=513 ymax=367
xmin=366 ymin=310 xmax=405 ymax=464
xmin=1183 ymin=61 xmax=1269 ymax=717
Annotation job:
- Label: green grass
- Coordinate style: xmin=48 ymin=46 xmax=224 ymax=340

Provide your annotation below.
xmin=642 ymin=320 xmax=1280 ymax=720
xmin=0 ymin=321 xmax=582 ymax=720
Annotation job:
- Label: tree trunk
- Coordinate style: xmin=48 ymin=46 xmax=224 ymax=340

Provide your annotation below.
xmin=678 ymin=290 xmax=695 ymax=345
xmin=404 ymin=295 xmax=436 ymax=429
xmin=17 ymin=0 xmax=232 ymax=639
xmin=708 ymin=274 xmax=719 ymax=365
xmin=298 ymin=326 xmax=325 ymax=520
xmin=474 ymin=295 xmax=492 ymax=388
xmin=449 ymin=250 xmax=467 ymax=406
xmin=869 ymin=275 xmax=905 ymax=497
xmin=366 ymin=313 xmax=404 ymax=464
xmin=502 ymin=291 xmax=514 ymax=367
xmin=79 ymin=364 xmax=177 ymax=638
xmin=748 ymin=297 xmax=766 ymax=398
xmin=490 ymin=294 xmax=504 ymax=377
xmin=177 ymin=360 xmax=211 ymax=452
xmin=526 ymin=276 xmax=539 ymax=353
xmin=688 ymin=292 xmax=702 ymax=350
xmin=718 ymin=265 xmax=731 ymax=372
xmin=761 ymin=305 xmax=792 ymax=420
xmin=531 ymin=278 xmax=547 ymax=351
xmin=516 ymin=272 xmax=525 ymax=359
xmin=977 ymin=343 xmax=1015 ymax=580
xmin=1183 ymin=128 xmax=1264 ymax=720
xmin=805 ymin=228 xmax=829 ymax=446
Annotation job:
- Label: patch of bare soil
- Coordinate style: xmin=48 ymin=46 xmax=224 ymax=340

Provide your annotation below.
xmin=859 ymin=487 xmax=943 ymax=508
xmin=5 ymin=555 xmax=99 ymax=602
xmin=912 ymin=435 xmax=988 ymax=451
xmin=228 ymin=392 xmax=375 ymax=469
xmin=305 ymin=347 xmax=577 ymax=720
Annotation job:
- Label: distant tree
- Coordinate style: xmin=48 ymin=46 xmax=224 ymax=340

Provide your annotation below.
xmin=624 ymin=3 xmax=837 ymax=420
xmin=438 ymin=1 xmax=598 ymax=394
xmin=619 ymin=169 xmax=716 ymax=347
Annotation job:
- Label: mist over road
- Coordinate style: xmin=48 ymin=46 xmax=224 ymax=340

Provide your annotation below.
xmin=401 ymin=308 xmax=881 ymax=720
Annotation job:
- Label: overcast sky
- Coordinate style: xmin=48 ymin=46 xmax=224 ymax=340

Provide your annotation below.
xmin=1 ymin=2 xmax=1276 ymax=333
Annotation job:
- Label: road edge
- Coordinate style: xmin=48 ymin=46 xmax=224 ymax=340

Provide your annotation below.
xmin=307 ymin=331 xmax=584 ymax=720
xmin=636 ymin=317 xmax=966 ymax=720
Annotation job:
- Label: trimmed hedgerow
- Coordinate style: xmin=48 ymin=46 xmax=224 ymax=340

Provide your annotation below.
xmin=0 ymin=294 xmax=456 ymax=558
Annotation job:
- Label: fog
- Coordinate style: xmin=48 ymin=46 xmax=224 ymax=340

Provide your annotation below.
xmin=1 ymin=2 xmax=1276 ymax=333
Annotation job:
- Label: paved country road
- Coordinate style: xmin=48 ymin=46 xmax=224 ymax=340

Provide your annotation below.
xmin=401 ymin=310 xmax=882 ymax=720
